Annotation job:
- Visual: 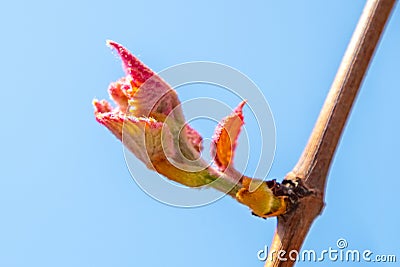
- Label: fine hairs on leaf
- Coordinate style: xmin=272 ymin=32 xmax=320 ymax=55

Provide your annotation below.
xmin=92 ymin=1 xmax=396 ymax=266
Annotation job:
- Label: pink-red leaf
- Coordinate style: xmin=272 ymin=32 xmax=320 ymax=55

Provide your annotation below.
xmin=106 ymin=40 xmax=154 ymax=88
xmin=107 ymin=40 xmax=184 ymax=124
xmin=184 ymin=124 xmax=203 ymax=152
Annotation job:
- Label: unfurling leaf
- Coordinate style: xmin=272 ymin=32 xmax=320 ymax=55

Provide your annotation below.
xmin=93 ymin=40 xmax=299 ymax=219
xmin=93 ymin=41 xmax=220 ymax=188
xmin=211 ymin=100 xmax=246 ymax=171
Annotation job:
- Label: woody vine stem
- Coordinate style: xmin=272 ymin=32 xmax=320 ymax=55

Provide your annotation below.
xmin=265 ymin=1 xmax=397 ymax=267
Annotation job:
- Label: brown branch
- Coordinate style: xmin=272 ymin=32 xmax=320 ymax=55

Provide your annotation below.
xmin=265 ymin=1 xmax=397 ymax=266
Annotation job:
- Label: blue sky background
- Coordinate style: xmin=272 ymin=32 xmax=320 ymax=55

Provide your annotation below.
xmin=1 ymin=1 xmax=399 ymax=266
